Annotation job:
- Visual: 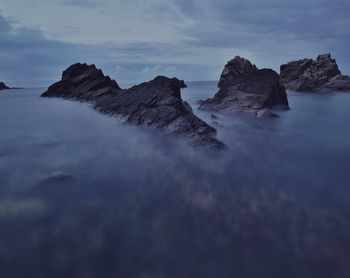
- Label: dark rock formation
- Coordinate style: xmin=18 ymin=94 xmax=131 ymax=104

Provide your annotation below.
xmin=0 ymin=82 xmax=10 ymax=90
xmin=179 ymin=80 xmax=187 ymax=88
xmin=280 ymin=53 xmax=350 ymax=91
xmin=42 ymin=63 xmax=225 ymax=150
xmin=200 ymin=56 xmax=289 ymax=115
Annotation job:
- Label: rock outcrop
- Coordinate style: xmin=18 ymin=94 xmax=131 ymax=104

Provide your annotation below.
xmin=0 ymin=82 xmax=10 ymax=90
xmin=179 ymin=80 xmax=187 ymax=88
xmin=42 ymin=63 xmax=225 ymax=150
xmin=199 ymin=56 xmax=289 ymax=116
xmin=280 ymin=53 xmax=350 ymax=92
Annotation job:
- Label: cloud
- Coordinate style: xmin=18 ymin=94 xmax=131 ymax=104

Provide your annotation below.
xmin=0 ymin=0 xmax=349 ymax=86
xmin=0 ymin=14 xmax=225 ymax=86
xmin=61 ymin=0 xmax=109 ymax=9
xmin=0 ymin=15 xmax=89 ymax=86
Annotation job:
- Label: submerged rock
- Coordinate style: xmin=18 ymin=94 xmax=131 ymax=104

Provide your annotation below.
xmin=0 ymin=82 xmax=10 ymax=90
xmin=256 ymin=109 xmax=279 ymax=118
xmin=280 ymin=53 xmax=350 ymax=92
xmin=42 ymin=63 xmax=225 ymax=150
xmin=200 ymin=56 xmax=289 ymax=115
xmin=37 ymin=173 xmax=76 ymax=186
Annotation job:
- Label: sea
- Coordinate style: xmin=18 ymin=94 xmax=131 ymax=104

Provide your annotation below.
xmin=0 ymin=81 xmax=349 ymax=278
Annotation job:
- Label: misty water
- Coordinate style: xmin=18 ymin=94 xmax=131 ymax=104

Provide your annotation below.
xmin=0 ymin=82 xmax=350 ymax=278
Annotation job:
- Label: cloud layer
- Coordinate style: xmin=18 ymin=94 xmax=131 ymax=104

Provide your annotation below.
xmin=0 ymin=0 xmax=349 ymax=86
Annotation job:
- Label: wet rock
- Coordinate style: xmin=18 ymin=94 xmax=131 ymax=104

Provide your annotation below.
xmin=179 ymin=80 xmax=187 ymax=88
xmin=323 ymin=74 xmax=350 ymax=91
xmin=200 ymin=56 xmax=289 ymax=115
xmin=280 ymin=53 xmax=350 ymax=92
xmin=42 ymin=63 xmax=225 ymax=150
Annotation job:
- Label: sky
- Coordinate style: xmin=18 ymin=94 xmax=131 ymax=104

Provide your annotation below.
xmin=0 ymin=0 xmax=350 ymax=86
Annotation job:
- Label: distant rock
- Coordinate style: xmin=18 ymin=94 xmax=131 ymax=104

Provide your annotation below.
xmin=42 ymin=63 xmax=225 ymax=150
xmin=199 ymin=56 xmax=289 ymax=116
xmin=280 ymin=53 xmax=350 ymax=92
xmin=0 ymin=82 xmax=10 ymax=90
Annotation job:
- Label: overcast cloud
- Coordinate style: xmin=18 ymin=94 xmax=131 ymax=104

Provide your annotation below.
xmin=0 ymin=0 xmax=349 ymax=86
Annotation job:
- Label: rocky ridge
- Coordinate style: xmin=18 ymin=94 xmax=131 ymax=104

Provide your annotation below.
xmin=42 ymin=63 xmax=225 ymax=150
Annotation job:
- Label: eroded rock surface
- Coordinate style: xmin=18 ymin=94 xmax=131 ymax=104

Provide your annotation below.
xmin=42 ymin=63 xmax=225 ymax=150
xmin=280 ymin=53 xmax=350 ymax=91
xmin=200 ymin=56 xmax=289 ymax=116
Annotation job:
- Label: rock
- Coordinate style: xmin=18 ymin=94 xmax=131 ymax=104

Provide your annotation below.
xmin=200 ymin=56 xmax=289 ymax=115
xmin=211 ymin=114 xmax=218 ymax=120
xmin=322 ymin=74 xmax=350 ymax=91
xmin=218 ymin=56 xmax=258 ymax=89
xmin=0 ymin=82 xmax=10 ymax=90
xmin=42 ymin=63 xmax=225 ymax=150
xmin=280 ymin=53 xmax=350 ymax=91
xmin=42 ymin=63 xmax=120 ymax=99
xmin=179 ymin=80 xmax=187 ymax=88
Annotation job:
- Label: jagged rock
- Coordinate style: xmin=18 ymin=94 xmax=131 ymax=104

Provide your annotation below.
xmin=0 ymin=82 xmax=10 ymax=90
xmin=42 ymin=63 xmax=225 ymax=150
xmin=280 ymin=53 xmax=350 ymax=91
xmin=179 ymin=80 xmax=187 ymax=88
xmin=326 ymin=75 xmax=350 ymax=91
xmin=200 ymin=56 xmax=289 ymax=115
xmin=218 ymin=56 xmax=258 ymax=89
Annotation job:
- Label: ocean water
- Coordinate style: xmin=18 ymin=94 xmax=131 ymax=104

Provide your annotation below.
xmin=0 ymin=83 xmax=350 ymax=278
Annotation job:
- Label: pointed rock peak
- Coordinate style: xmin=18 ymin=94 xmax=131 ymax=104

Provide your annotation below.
xmin=227 ymin=56 xmax=257 ymax=71
xmin=62 ymin=63 xmax=98 ymax=79
xmin=57 ymin=62 xmax=121 ymax=90
xmin=219 ymin=56 xmax=258 ymax=88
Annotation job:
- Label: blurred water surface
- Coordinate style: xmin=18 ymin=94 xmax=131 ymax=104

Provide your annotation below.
xmin=0 ymin=83 xmax=350 ymax=278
